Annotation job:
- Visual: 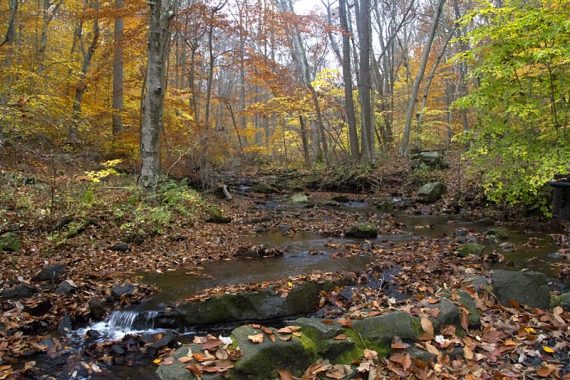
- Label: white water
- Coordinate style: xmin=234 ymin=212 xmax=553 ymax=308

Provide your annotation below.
xmin=73 ymin=310 xmax=163 ymax=341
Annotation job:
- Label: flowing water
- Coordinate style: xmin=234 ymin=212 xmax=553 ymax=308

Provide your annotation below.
xmin=69 ymin=197 xmax=567 ymax=379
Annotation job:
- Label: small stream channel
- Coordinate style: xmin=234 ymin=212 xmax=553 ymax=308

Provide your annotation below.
xmin=68 ymin=198 xmax=567 ymax=379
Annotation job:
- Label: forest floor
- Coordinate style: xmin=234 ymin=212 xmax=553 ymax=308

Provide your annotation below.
xmin=1 ymin=146 xmax=569 ymax=379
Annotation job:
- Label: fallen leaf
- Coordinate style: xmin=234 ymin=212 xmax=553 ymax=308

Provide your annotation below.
xmin=248 ymin=333 xmax=264 ymax=344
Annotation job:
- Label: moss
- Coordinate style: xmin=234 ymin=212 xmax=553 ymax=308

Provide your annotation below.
xmin=294 ymin=333 xmax=319 ymax=356
xmin=335 ymin=328 xmax=390 ymax=365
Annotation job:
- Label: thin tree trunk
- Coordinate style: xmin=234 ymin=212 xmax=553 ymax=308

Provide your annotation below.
xmin=358 ymin=0 xmax=374 ymax=160
xmin=0 ymin=0 xmax=18 ymax=48
xmin=112 ymin=0 xmax=124 ymax=136
xmin=140 ymin=0 xmax=174 ymax=191
xmin=339 ymin=0 xmax=359 ymax=161
xmin=298 ymin=115 xmax=311 ymax=167
xmin=69 ymin=0 xmax=100 ymax=142
xmin=401 ymin=0 xmax=445 ymax=156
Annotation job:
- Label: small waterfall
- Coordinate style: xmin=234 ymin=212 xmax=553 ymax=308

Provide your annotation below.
xmin=107 ymin=311 xmax=139 ymax=330
xmin=74 ymin=310 xmax=162 ymax=341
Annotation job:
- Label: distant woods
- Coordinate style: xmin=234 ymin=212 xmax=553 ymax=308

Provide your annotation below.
xmin=1 ymin=1 xmax=569 ymax=206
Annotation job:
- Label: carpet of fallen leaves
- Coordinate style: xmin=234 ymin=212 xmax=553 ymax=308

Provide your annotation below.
xmin=1 ymin=160 xmax=569 ymax=380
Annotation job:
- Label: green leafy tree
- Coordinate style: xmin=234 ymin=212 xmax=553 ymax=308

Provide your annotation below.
xmin=454 ymin=0 xmax=570 ymax=212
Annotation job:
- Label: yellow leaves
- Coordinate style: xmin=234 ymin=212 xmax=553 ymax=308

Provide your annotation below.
xmin=247 ymin=333 xmax=264 ymax=344
xmin=542 ymin=346 xmax=555 ymax=353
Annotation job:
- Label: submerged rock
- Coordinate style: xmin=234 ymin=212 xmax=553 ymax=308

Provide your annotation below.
xmin=457 ymin=243 xmax=485 ymax=257
xmin=235 ymin=244 xmax=283 ymax=258
xmin=491 ymin=270 xmax=550 ymax=309
xmin=0 ymin=232 xmax=21 ymax=252
xmin=345 ymin=223 xmax=378 ymax=239
xmin=417 ymin=182 xmax=446 ymax=203
xmin=485 ymin=228 xmax=509 ymax=240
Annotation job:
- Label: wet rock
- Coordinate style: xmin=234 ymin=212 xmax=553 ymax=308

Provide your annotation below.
xmin=33 ymin=263 xmax=66 ymax=282
xmin=235 ymin=244 xmax=283 ymax=258
xmin=177 ymin=282 xmax=321 ymax=326
xmin=492 ymin=270 xmax=550 ymax=309
xmin=0 ymin=232 xmax=21 ymax=252
xmin=24 ymin=299 xmax=52 ymax=316
xmin=499 ymin=242 xmax=515 ymax=252
xmin=339 ymin=286 xmax=356 ymax=302
xmin=417 ymin=182 xmax=446 ymax=203
xmin=233 ymin=325 xmax=316 ymax=379
xmin=458 ymin=291 xmax=481 ymax=327
xmin=58 ymin=315 xmax=73 ymax=334
xmin=148 ymin=330 xmax=174 ymax=349
xmin=55 ymin=280 xmax=77 ymax=295
xmin=290 ymin=193 xmax=309 ymax=204
xmin=352 ymin=311 xmax=422 ymax=346
xmin=331 ymin=195 xmax=350 ymax=203
xmin=89 ymin=298 xmax=107 ymax=320
xmin=86 ymin=329 xmax=102 ymax=339
xmin=111 ymin=283 xmax=134 ymax=298
xmin=485 ymin=228 xmax=509 ymax=240
xmin=454 ymin=228 xmax=469 ymax=238
xmin=293 ymin=317 xmax=344 ymax=340
xmin=345 ymin=223 xmax=378 ymax=239
xmin=429 ymin=299 xmax=459 ymax=331
xmin=111 ymin=344 xmax=125 ymax=355
xmin=0 ymin=284 xmax=37 ymax=299
xmin=111 ymin=242 xmax=129 ymax=252
xmin=457 ymin=243 xmax=485 ymax=257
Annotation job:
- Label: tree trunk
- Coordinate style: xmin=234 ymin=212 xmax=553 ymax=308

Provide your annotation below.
xmin=112 ymin=0 xmax=124 ymax=136
xmin=69 ymin=0 xmax=100 ymax=142
xmin=401 ymin=0 xmax=445 ymax=156
xmin=339 ymin=0 xmax=359 ymax=161
xmin=140 ymin=0 xmax=174 ymax=191
xmin=357 ymin=0 xmax=374 ymax=160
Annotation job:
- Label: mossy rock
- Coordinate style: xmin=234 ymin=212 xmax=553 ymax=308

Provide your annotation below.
xmin=351 ymin=311 xmax=422 ymax=346
xmin=0 ymin=232 xmax=21 ymax=252
xmin=457 ymin=243 xmax=485 ymax=257
xmin=290 ymin=193 xmax=309 ymax=204
xmin=177 ymin=282 xmax=320 ymax=325
xmin=345 ymin=223 xmax=378 ymax=239
xmin=232 ymin=326 xmax=316 ymax=379
xmin=293 ymin=317 xmax=344 ymax=340
xmin=251 ymin=183 xmax=279 ymax=194
xmin=417 ymin=182 xmax=446 ymax=203
xmin=485 ymin=228 xmax=509 ymax=240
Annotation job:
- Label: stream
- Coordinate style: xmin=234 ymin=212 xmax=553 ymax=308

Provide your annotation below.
xmin=64 ymin=197 xmax=567 ymax=379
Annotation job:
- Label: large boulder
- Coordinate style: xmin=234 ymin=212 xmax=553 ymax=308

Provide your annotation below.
xmin=491 ymin=270 xmax=550 ymax=309
xmin=177 ymin=282 xmax=321 ymax=326
xmin=0 ymin=232 xmax=21 ymax=252
xmin=412 ymin=151 xmax=448 ymax=169
xmin=417 ymin=182 xmax=446 ymax=203
xmin=345 ymin=223 xmax=378 ymax=239
xmin=351 ymin=311 xmax=422 ymax=346
xmin=233 ymin=325 xmax=316 ymax=379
